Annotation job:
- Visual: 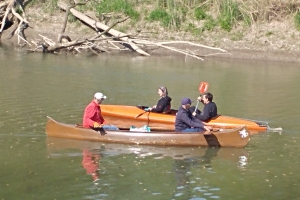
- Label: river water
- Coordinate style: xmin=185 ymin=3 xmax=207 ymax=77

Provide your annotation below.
xmin=0 ymin=45 xmax=299 ymax=200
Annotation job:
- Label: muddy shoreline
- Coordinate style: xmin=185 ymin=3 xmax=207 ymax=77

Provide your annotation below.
xmin=2 ymin=35 xmax=299 ymax=63
xmin=147 ymin=46 xmax=300 ymax=63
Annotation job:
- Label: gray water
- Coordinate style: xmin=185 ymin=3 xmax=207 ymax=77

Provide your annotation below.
xmin=0 ymin=45 xmax=300 ymax=200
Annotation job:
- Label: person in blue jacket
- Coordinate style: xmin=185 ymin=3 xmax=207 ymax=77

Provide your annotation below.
xmin=175 ymin=98 xmax=211 ymax=132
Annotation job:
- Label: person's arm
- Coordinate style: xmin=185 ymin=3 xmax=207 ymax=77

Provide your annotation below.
xmin=196 ymin=104 xmax=211 ymax=121
xmin=150 ymin=98 xmax=166 ymax=113
xmin=180 ymin=112 xmax=205 ymax=128
xmin=189 ymin=117 xmax=212 ymax=130
xmin=99 ymin=107 xmax=105 ymax=124
xmin=192 ymin=97 xmax=203 ymax=116
xmin=84 ymin=106 xmax=97 ymax=127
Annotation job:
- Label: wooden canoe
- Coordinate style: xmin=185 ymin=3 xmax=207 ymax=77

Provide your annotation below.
xmin=45 ymin=117 xmax=250 ymax=148
xmin=101 ymin=104 xmax=269 ymax=134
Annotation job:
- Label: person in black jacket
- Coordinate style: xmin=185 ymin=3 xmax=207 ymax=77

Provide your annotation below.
xmin=148 ymin=86 xmax=172 ymax=113
xmin=191 ymin=92 xmax=218 ymax=122
xmin=175 ymin=98 xmax=211 ymax=132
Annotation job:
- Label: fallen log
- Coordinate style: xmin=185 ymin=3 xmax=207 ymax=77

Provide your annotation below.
xmin=57 ymin=1 xmax=150 ymax=56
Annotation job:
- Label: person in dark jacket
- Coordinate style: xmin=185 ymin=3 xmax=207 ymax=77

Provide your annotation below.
xmin=191 ymin=92 xmax=218 ymax=122
xmin=148 ymin=86 xmax=172 ymax=113
xmin=175 ymin=98 xmax=211 ymax=132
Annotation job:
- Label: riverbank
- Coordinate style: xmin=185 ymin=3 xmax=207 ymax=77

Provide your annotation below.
xmin=1 ymin=3 xmax=300 ymax=63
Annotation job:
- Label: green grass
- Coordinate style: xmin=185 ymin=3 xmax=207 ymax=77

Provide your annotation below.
xmin=295 ymin=12 xmax=300 ymax=30
xmin=215 ymin=0 xmax=251 ymax=32
xmin=25 ymin=0 xmax=300 ymax=37
xmin=27 ymin=0 xmax=58 ymax=12
xmin=266 ymin=31 xmax=274 ymax=36
xmin=202 ymin=16 xmax=217 ymax=31
xmin=148 ymin=8 xmax=171 ymax=27
xmin=218 ymin=0 xmax=243 ymax=32
xmin=184 ymin=23 xmax=202 ymax=35
xmin=68 ymin=14 xmax=77 ymax=23
xmin=194 ymin=7 xmax=208 ymax=20
xmin=94 ymin=0 xmax=140 ymax=20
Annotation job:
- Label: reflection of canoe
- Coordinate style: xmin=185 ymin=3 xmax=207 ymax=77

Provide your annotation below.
xmin=45 ymin=117 xmax=250 ymax=148
xmin=101 ymin=105 xmax=268 ymax=134
xmin=46 ymin=137 xmax=249 ymax=162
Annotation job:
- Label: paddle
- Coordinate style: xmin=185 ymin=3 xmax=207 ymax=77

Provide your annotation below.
xmin=194 ymin=82 xmax=209 ymax=112
xmin=135 ymin=108 xmax=149 ymax=119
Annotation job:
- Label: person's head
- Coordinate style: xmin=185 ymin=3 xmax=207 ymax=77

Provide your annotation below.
xmin=181 ymin=98 xmax=192 ymax=109
xmin=202 ymin=92 xmax=213 ymax=104
xmin=94 ymin=92 xmax=107 ymax=104
xmin=158 ymin=86 xmax=168 ymax=97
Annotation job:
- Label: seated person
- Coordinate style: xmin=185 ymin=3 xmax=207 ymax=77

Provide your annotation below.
xmin=83 ymin=92 xmax=119 ymax=130
xmin=175 ymin=97 xmax=211 ymax=132
xmin=190 ymin=92 xmax=218 ymax=122
xmin=148 ymin=86 xmax=172 ymax=113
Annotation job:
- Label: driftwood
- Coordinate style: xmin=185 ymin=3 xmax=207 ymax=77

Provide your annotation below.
xmin=57 ymin=1 xmax=150 ymax=56
xmin=0 ymin=0 xmax=28 ymax=44
xmin=0 ymin=0 xmax=228 ymax=60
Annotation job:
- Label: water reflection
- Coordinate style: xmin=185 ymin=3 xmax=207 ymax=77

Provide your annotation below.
xmin=46 ymin=137 xmax=249 ymax=187
xmin=171 ymin=147 xmax=249 ymax=199
xmin=172 ymin=148 xmax=218 ymax=198
xmin=82 ymin=149 xmax=101 ymax=182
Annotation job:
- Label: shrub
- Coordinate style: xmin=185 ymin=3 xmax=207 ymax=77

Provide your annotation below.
xmin=218 ymin=0 xmax=243 ymax=32
xmin=194 ymin=7 xmax=207 ymax=20
xmin=148 ymin=8 xmax=171 ymax=27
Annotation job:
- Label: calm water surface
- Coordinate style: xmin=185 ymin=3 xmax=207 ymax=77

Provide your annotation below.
xmin=0 ymin=45 xmax=299 ymax=200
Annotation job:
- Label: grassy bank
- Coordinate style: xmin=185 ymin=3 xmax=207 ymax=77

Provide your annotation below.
xmin=28 ymin=0 xmax=300 ymax=33
xmin=17 ymin=0 xmax=300 ymax=62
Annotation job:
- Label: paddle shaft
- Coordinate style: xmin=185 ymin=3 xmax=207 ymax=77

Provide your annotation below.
xmin=135 ymin=110 xmax=148 ymax=118
xmin=194 ymin=101 xmax=199 ymax=112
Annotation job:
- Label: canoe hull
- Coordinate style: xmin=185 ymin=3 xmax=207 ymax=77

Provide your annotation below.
xmin=101 ymin=105 xmax=268 ymax=134
xmin=46 ymin=117 xmax=250 ymax=148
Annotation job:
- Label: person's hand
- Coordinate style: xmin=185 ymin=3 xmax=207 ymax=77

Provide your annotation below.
xmin=93 ymin=122 xmax=102 ymax=128
xmin=153 ymin=105 xmax=157 ymax=108
xmin=197 ymin=96 xmax=202 ymax=101
xmin=192 ymin=112 xmax=196 ymax=116
xmin=203 ymin=125 xmax=212 ymax=131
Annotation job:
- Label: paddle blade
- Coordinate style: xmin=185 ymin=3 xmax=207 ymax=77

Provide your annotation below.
xmin=199 ymin=82 xmax=209 ymax=93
